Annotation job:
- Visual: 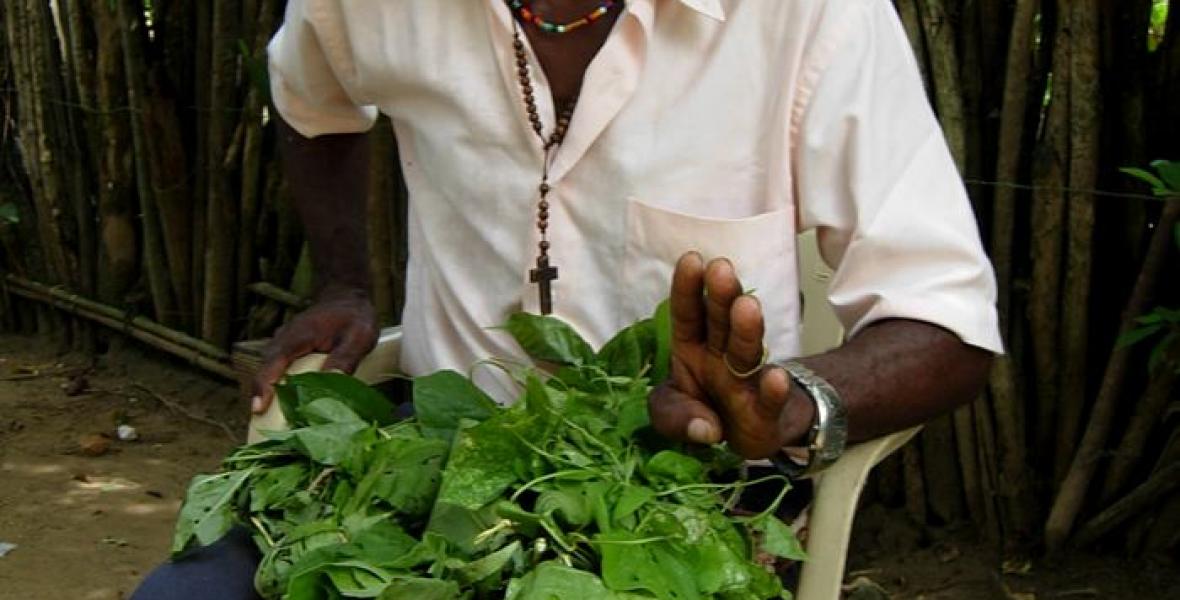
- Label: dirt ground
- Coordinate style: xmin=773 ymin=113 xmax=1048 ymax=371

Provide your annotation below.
xmin=0 ymin=331 xmax=1177 ymax=600
xmin=0 ymin=334 xmax=245 ymax=600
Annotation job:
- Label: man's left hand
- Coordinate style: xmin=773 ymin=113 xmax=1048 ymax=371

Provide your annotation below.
xmin=648 ymin=252 xmax=815 ymax=459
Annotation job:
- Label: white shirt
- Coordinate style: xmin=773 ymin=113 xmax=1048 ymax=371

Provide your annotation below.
xmin=269 ymin=0 xmax=1003 ymax=402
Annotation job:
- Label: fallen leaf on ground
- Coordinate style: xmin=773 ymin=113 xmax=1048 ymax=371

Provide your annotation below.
xmin=78 ymin=433 xmax=112 ymax=457
xmin=843 ymin=575 xmax=889 ymax=600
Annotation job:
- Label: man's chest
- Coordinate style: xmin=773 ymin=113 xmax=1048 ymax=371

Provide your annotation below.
xmin=337 ymin=1 xmax=810 ymax=209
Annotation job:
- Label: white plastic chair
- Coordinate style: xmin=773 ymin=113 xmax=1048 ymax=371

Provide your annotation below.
xmin=248 ymin=229 xmax=918 ymax=600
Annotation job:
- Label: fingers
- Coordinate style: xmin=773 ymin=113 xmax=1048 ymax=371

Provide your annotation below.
xmin=648 ymin=382 xmax=724 ymax=445
xmin=704 ymin=258 xmax=742 ymax=353
xmin=757 ymin=364 xmax=791 ymax=420
xmin=724 ymin=294 xmax=765 ymax=375
xmin=250 ymin=328 xmax=315 ymax=414
xmin=670 ymin=251 xmax=706 ymax=346
xmin=322 ymin=323 xmax=378 ymax=374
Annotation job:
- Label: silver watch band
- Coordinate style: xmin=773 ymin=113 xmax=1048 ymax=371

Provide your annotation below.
xmin=771 ymin=360 xmax=848 ymax=479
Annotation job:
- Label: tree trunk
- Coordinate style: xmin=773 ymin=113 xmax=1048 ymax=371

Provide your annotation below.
xmin=92 ymin=2 xmax=138 ymax=305
xmin=1046 ymin=200 xmax=1180 ymax=551
xmin=118 ymin=0 xmax=177 ymax=325
xmin=973 ymin=393 xmax=1003 ymax=542
xmin=921 ymin=416 xmax=965 ymax=523
xmin=1055 ymin=0 xmax=1102 ymax=488
xmin=984 ymin=5 xmax=1039 ymax=537
xmin=201 ymin=0 xmax=242 ymax=347
xmin=954 ymin=401 xmax=986 ymax=529
xmin=1029 ymin=0 xmax=1070 ymax=482
xmin=234 ymin=0 xmax=279 ymax=324
xmin=918 ymin=0 xmax=968 ymax=171
xmin=191 ymin=0 xmax=212 ymax=335
xmin=904 ymin=442 xmax=929 ymax=524
xmin=1101 ymin=339 xmax=1180 ymax=502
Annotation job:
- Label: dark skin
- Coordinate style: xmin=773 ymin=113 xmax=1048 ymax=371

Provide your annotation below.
xmin=254 ymin=1 xmax=994 ymax=457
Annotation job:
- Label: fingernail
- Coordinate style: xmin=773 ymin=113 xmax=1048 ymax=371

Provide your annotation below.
xmin=251 ymin=396 xmax=263 ymax=413
xmin=687 ymin=418 xmax=718 ymax=444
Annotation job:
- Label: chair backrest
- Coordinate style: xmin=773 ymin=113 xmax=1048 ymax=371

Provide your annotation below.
xmin=796 ymin=229 xmax=844 ymax=356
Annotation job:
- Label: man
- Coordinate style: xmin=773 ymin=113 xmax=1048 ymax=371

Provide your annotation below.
xmin=132 ymin=0 xmax=999 ymax=597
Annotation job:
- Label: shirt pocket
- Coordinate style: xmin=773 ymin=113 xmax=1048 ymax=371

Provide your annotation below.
xmin=622 ymin=198 xmax=802 ymax=359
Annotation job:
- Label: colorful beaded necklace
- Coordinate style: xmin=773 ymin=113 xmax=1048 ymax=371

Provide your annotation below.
xmin=507 ymin=0 xmax=617 ymax=35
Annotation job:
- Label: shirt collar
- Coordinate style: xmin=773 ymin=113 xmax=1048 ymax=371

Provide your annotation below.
xmin=676 ymin=0 xmax=726 ymax=21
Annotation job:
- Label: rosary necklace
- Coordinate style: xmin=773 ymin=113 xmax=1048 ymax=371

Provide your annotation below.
xmin=506 ymin=0 xmax=620 ymax=314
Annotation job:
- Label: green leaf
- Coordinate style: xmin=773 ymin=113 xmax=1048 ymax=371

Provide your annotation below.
xmin=249 ymin=463 xmax=310 ymax=512
xmin=278 ymin=373 xmax=396 ymax=427
xmin=171 ymin=468 xmax=255 ymax=554
xmin=367 ymin=435 xmax=449 ymax=517
xmin=652 ymin=299 xmax=672 ymax=384
xmin=1149 ymin=331 xmax=1179 ymax=374
xmin=324 ymin=562 xmax=394 ymax=597
xmin=425 ymin=501 xmax=500 ymax=556
xmin=1121 ymin=167 xmax=1167 ymax=191
xmin=378 ymin=578 xmax=460 ymax=600
xmin=597 ymin=532 xmax=702 ymax=600
xmin=750 ymin=514 xmax=808 ymax=561
xmin=1150 ymin=159 xmax=1180 ymax=193
xmin=502 ymin=312 xmax=596 ymax=366
xmin=436 ymin=415 xmax=530 ymax=510
xmin=348 ymin=519 xmax=419 ymax=568
xmin=535 ymin=482 xmax=610 ymax=528
xmin=1117 ymin=324 xmax=1164 ymax=348
xmin=688 ymin=529 xmax=755 ymax=594
xmin=506 ymin=562 xmax=615 ymax=600
xmin=452 ymin=540 xmax=521 ymax=585
xmin=289 ymin=421 xmax=371 ymax=465
xmin=645 ymin=450 xmax=704 ymax=484
xmin=413 ymin=370 xmax=499 ymax=440
xmin=300 ymin=397 xmax=366 ymax=426
xmin=613 ymin=485 xmax=656 ymax=524
xmin=615 ymin=389 xmax=651 ymax=439
xmin=597 ymin=318 xmax=656 ymax=379
xmin=0 ymin=203 xmax=19 ymax=225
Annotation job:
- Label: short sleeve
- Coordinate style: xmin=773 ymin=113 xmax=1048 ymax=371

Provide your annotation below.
xmin=792 ymin=0 xmax=1003 ymax=353
xmin=268 ymin=0 xmax=378 ymax=137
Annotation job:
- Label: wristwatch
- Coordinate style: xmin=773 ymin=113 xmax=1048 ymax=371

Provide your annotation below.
xmin=771 ymin=360 xmax=848 ymax=479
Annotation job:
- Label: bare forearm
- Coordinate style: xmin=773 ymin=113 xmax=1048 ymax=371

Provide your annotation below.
xmin=782 ymin=319 xmax=993 ymax=444
xmin=277 ymin=117 xmax=371 ymax=296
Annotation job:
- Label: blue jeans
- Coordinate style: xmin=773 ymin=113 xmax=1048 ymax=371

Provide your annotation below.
xmin=130 ymin=527 xmax=262 ymax=600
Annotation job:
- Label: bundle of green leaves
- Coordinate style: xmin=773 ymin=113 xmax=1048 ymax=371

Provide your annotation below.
xmin=172 ymin=308 xmax=805 ymax=599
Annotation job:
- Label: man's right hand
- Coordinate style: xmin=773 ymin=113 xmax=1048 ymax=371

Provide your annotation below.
xmin=250 ymin=286 xmax=379 ymax=414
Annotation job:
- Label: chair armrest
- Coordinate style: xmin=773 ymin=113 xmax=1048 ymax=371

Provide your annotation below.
xmin=796 ymin=426 xmax=921 ymax=600
xmin=246 ymin=327 xmax=404 ymax=444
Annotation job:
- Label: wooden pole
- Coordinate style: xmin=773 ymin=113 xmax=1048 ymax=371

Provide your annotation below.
xmin=117 ymin=0 xmax=178 ymax=326
xmin=1030 ymin=0 xmax=1070 ymax=483
xmin=1055 ymin=0 xmax=1102 ymax=489
xmin=200 ymin=0 xmax=242 ymax=347
xmin=1046 ymin=200 xmax=1180 ymax=550
xmin=4 ymin=275 xmax=235 ymax=380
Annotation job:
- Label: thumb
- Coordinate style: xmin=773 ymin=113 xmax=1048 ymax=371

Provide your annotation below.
xmin=251 ymin=331 xmax=314 ymax=414
xmin=648 ymin=383 xmax=724 ymax=445
xmin=251 ymin=351 xmax=295 ymax=415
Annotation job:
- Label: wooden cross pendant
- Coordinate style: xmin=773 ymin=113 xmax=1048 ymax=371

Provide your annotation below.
xmin=529 ymin=255 xmax=559 ymax=315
